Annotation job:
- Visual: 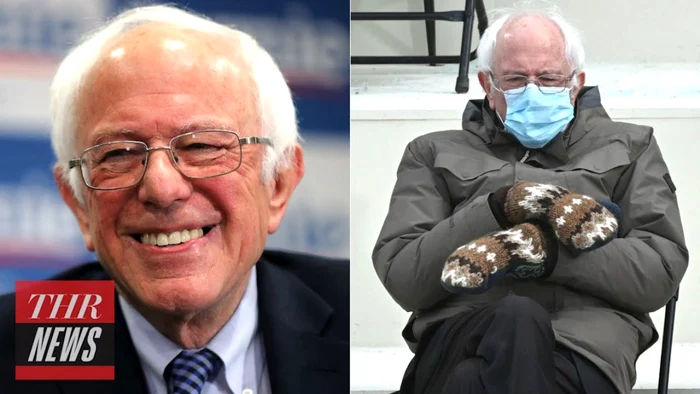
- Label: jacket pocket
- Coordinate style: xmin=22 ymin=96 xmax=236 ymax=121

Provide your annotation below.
xmin=562 ymin=143 xmax=630 ymax=199
xmin=434 ymin=152 xmax=508 ymax=210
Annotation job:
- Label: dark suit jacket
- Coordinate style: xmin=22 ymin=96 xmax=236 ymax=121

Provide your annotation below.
xmin=0 ymin=249 xmax=349 ymax=394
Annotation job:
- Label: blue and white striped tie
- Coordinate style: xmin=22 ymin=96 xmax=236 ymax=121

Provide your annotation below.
xmin=164 ymin=348 xmax=223 ymax=394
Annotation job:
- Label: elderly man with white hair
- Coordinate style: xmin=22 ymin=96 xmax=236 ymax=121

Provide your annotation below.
xmin=373 ymin=7 xmax=687 ymax=394
xmin=0 ymin=4 xmax=349 ymax=394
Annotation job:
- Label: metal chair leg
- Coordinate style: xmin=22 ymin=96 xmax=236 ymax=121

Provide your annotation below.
xmin=658 ymin=289 xmax=679 ymax=394
xmin=455 ymin=0 xmax=476 ymax=93
xmin=423 ymin=0 xmax=436 ymax=66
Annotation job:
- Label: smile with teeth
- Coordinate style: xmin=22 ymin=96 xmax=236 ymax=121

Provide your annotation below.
xmin=137 ymin=226 xmax=212 ymax=247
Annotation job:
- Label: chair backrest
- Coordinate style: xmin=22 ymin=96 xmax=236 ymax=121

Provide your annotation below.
xmin=350 ymin=0 xmax=489 ymax=93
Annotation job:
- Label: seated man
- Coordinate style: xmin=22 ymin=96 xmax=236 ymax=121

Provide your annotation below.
xmin=0 ymin=4 xmax=349 ymax=394
xmin=373 ymin=8 xmax=687 ymax=394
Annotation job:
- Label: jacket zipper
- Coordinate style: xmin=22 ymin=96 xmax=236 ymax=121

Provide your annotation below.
xmin=520 ymin=149 xmax=530 ymax=163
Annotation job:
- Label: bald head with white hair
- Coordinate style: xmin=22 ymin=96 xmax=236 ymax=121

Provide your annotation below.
xmin=51 ymin=5 xmax=301 ymax=206
xmin=477 ymin=10 xmax=586 ymax=120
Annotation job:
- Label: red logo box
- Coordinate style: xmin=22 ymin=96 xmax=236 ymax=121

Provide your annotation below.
xmin=15 ymin=280 xmax=115 ymax=380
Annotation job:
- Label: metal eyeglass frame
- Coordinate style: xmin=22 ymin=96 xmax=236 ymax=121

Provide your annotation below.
xmin=489 ymin=70 xmax=577 ymax=95
xmin=68 ymin=129 xmax=274 ymax=190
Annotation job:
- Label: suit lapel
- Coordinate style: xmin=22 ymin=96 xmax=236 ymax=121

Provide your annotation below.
xmin=256 ymin=259 xmax=348 ymax=394
xmin=112 ymin=295 xmax=149 ymax=393
xmin=56 ymin=291 xmax=148 ymax=394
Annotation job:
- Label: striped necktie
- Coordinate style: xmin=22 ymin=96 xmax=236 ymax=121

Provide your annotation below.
xmin=164 ymin=348 xmax=223 ymax=394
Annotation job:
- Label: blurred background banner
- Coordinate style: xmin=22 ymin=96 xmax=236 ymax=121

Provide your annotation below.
xmin=0 ymin=0 xmax=349 ymax=294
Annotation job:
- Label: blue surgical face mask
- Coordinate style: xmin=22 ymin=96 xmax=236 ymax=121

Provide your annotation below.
xmin=497 ymin=84 xmax=575 ymax=149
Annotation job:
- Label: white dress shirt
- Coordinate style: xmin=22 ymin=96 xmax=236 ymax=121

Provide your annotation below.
xmin=119 ymin=265 xmax=271 ymax=394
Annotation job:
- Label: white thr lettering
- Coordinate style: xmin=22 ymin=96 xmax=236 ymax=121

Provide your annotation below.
xmin=77 ymin=294 xmax=102 ymax=320
xmin=49 ymin=294 xmax=79 ymax=319
xmin=28 ymin=294 xmax=103 ymax=320
xmin=28 ymin=294 xmax=53 ymax=319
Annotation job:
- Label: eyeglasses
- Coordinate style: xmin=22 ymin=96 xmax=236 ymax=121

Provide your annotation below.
xmin=490 ymin=71 xmax=577 ymax=95
xmin=68 ymin=129 xmax=273 ymax=190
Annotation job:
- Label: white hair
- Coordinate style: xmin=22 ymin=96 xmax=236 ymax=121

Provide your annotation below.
xmin=475 ymin=3 xmax=585 ymax=75
xmin=50 ymin=4 xmax=300 ymax=204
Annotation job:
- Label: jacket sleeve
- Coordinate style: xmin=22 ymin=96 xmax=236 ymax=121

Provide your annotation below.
xmin=547 ymin=132 xmax=688 ymax=315
xmin=372 ymin=140 xmax=504 ymax=312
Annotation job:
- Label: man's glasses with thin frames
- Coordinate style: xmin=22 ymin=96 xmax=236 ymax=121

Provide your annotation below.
xmin=69 ymin=129 xmax=273 ymax=190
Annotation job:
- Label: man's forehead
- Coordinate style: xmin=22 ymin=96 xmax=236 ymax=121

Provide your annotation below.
xmin=492 ymin=14 xmax=568 ymax=74
xmin=95 ymin=23 xmax=241 ymax=71
xmin=75 ymin=23 xmax=252 ymax=107
xmin=73 ymin=23 xmax=259 ymax=149
xmin=104 ymin=22 xmax=230 ymax=51
xmin=498 ymin=14 xmax=564 ymax=40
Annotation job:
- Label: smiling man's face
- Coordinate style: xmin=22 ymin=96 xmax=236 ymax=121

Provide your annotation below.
xmin=56 ymin=24 xmax=300 ymax=318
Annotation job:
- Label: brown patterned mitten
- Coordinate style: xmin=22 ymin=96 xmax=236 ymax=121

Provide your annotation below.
xmin=494 ymin=181 xmax=620 ymax=252
xmin=441 ymin=222 xmax=558 ymax=294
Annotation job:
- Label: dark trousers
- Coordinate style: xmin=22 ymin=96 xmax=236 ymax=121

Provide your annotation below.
xmin=402 ymin=295 xmax=618 ymax=394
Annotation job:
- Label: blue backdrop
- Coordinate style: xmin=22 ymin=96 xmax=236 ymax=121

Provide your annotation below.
xmin=0 ymin=0 xmax=349 ymax=294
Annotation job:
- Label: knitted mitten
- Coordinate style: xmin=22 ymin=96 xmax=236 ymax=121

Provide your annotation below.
xmin=493 ymin=181 xmax=620 ymax=252
xmin=441 ymin=222 xmax=557 ymax=294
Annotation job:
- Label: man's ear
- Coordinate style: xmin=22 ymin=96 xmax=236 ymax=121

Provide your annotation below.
xmin=54 ymin=166 xmax=94 ymax=251
xmin=571 ymin=71 xmax=586 ymax=103
xmin=267 ymin=145 xmax=304 ymax=234
xmin=478 ymin=71 xmax=496 ymax=110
